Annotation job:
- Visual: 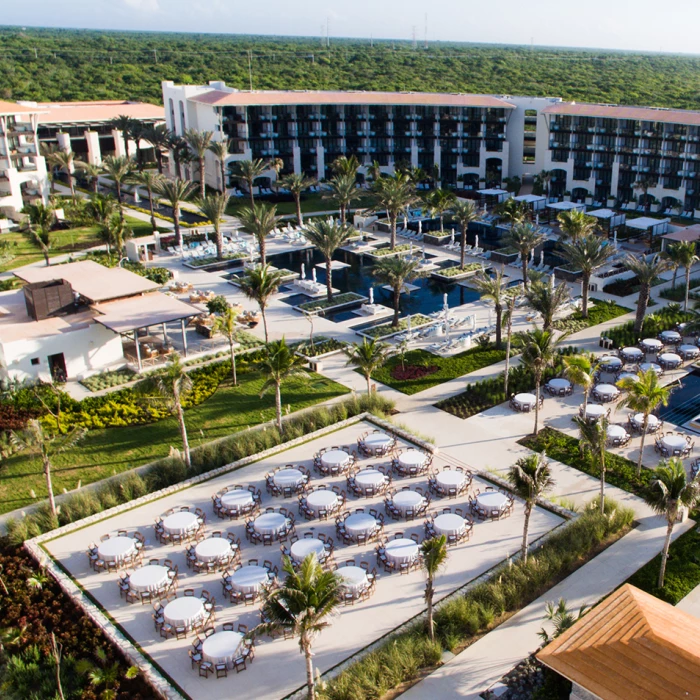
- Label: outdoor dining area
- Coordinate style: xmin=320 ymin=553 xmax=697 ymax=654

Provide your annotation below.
xmin=186 ymin=533 xmax=241 ymax=574
xmin=190 ymin=624 xmax=255 ymax=678
xmin=119 ymin=559 xmax=179 ymax=604
xmin=375 ymin=532 xmax=423 ymax=574
xmin=606 ymin=423 xmax=631 ymax=447
xmin=314 ymin=446 xmax=357 ymax=476
xmin=357 ymin=429 xmax=397 ymax=457
xmin=212 ymin=485 xmax=262 ymax=520
xmin=384 ymin=487 xmax=432 ymax=521
xmin=468 ymin=488 xmax=515 ymax=521
xmin=338 ymin=561 xmax=377 ymax=604
xmin=579 ymin=403 xmax=611 ymax=424
xmin=298 ymin=485 xmax=346 ymax=520
xmin=265 ymin=465 xmax=311 ymax=497
xmin=509 ymin=392 xmax=544 ymax=413
xmin=628 ymin=412 xmax=664 ymax=434
xmin=155 ymin=589 xmax=217 ymax=639
xmin=544 ymin=377 xmax=573 ymax=397
xmin=424 ymin=507 xmax=474 ymax=545
xmin=347 ymin=465 xmax=392 ymax=497
xmin=391 ymin=447 xmax=433 ymax=476
xmin=221 ymin=560 xmax=278 ymax=605
xmin=245 ymin=508 xmax=296 ymax=545
xmin=655 ymin=432 xmax=695 ymax=458
xmin=155 ymin=507 xmax=207 ymax=546
xmin=87 ymin=530 xmax=146 ymax=573
xmin=336 ymin=508 xmax=386 ymax=545
xmin=591 ymin=383 xmax=621 ymax=403
xmin=428 ymin=466 xmax=473 ymax=498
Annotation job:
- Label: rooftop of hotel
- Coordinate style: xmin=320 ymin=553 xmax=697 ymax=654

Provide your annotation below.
xmin=0 ymin=99 xmax=47 ymax=117
xmin=14 ymin=99 xmax=165 ymax=124
xmin=542 ymin=101 xmax=700 ymax=125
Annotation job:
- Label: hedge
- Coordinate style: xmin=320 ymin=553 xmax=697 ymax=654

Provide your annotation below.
xmin=659 ymin=277 xmax=700 ymax=302
xmin=602 ymin=305 xmax=693 ymax=349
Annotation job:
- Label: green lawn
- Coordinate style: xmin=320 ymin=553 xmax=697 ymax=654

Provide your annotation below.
xmin=225 ymin=192 xmax=379 ymax=218
xmin=0 ymin=370 xmax=348 ymax=514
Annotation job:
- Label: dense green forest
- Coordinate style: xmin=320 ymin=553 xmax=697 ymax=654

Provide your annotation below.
xmin=2 ymin=26 xmax=700 ymax=109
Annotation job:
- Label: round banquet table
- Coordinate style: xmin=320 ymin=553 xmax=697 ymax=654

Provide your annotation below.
xmin=660 ymin=330 xmax=682 ymax=343
xmin=661 ymin=435 xmax=688 ymax=452
xmin=321 ymin=450 xmax=351 ymax=469
xmin=340 ymin=566 xmax=369 ymax=593
xmin=476 ymin=492 xmax=509 ymax=511
xmin=547 ymin=378 xmax=571 ymax=392
xmin=273 ymin=468 xmax=305 ymax=488
xmin=606 ymin=424 xmax=628 ymax=440
xmin=617 ymin=371 xmax=639 ymax=383
xmin=162 ymin=512 xmax=198 ymax=536
xmin=98 ymin=536 xmax=136 ymax=563
xmin=290 ymin=539 xmax=326 ymax=563
xmin=621 ymin=347 xmax=644 ymax=362
xmin=641 ymin=338 xmax=663 ymax=352
xmin=230 ymin=565 xmax=270 ymax=593
xmin=433 ymin=513 xmax=467 ymax=537
xmin=391 ymin=491 xmax=425 ymax=516
xmin=632 ymin=413 xmax=660 ymax=431
xmin=398 ymin=451 xmax=427 ymax=470
xmin=362 ymin=433 xmax=394 ymax=450
xmin=202 ymin=631 xmax=243 ymax=668
xmin=598 ymin=355 xmax=622 ymax=370
xmin=163 ymin=597 xmax=205 ymax=629
xmin=344 ymin=513 xmax=378 ymax=538
xmin=195 ymin=538 xmax=231 ymax=563
xmin=253 ymin=512 xmax=288 ymax=536
xmin=639 ymin=362 xmax=663 ymax=375
xmin=436 ymin=470 xmax=466 ymax=492
xmin=583 ymin=404 xmax=606 ymax=420
xmin=220 ymin=490 xmax=254 ymax=510
xmin=679 ymin=344 xmax=699 ymax=359
xmin=385 ymin=538 xmax=419 ymax=565
xmin=306 ymin=490 xmax=339 ymax=512
xmin=594 ymin=383 xmax=619 ymax=401
xmin=129 ymin=565 xmax=170 ymax=593
xmin=354 ymin=469 xmax=387 ymax=490
xmin=659 ymin=353 xmax=681 ymax=367
xmin=514 ymin=392 xmax=537 ymax=407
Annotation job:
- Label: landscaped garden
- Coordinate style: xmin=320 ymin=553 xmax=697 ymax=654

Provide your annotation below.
xmin=296 ymin=292 xmax=365 ymax=313
xmin=602 ymin=274 xmax=663 ymax=297
xmin=659 ymin=277 xmax=700 ymax=302
xmin=291 ymin=336 xmax=348 ymax=358
xmin=79 ymin=367 xmax=136 ymax=392
xmin=602 ymin=304 xmax=693 ymax=348
xmin=360 ymin=314 xmax=433 ymax=339
xmin=551 ymin=300 xmax=631 ymax=334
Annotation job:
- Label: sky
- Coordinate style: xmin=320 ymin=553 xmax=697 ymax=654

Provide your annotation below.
xmin=4 ymin=0 xmax=700 ymax=55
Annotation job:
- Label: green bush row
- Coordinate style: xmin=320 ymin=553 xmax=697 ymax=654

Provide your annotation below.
xmin=602 ymin=305 xmax=693 ymax=349
xmin=551 ymin=300 xmax=631 ymax=335
xmin=659 ymin=277 xmax=700 ymax=302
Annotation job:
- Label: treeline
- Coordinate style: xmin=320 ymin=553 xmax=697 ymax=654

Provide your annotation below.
xmin=2 ymin=26 xmax=700 ymax=109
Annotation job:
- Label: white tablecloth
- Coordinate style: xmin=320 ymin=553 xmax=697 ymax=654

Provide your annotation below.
xmin=514 ymin=392 xmax=537 ymax=407
xmin=391 ymin=491 xmax=425 ymax=515
xmin=436 ymin=470 xmax=466 ymax=492
xmin=290 ymin=539 xmax=326 ymax=563
xmin=306 ymin=490 xmax=339 ymax=511
xmin=345 ymin=513 xmax=378 ymax=538
xmin=220 ymin=490 xmax=254 ymax=510
xmin=398 ymin=451 xmax=427 ymax=469
xmin=617 ymin=372 xmax=639 ymax=382
xmin=362 ymin=433 xmax=394 ymax=449
xmin=641 ymin=338 xmax=663 ymax=351
xmin=660 ymin=330 xmax=682 ymax=343
xmin=476 ymin=492 xmax=509 ymax=511
xmin=385 ymin=538 xmax=419 ymax=564
xmin=321 ymin=450 xmax=351 ymax=469
xmin=607 ymin=424 xmax=628 ymax=440
xmin=662 ymin=435 xmax=688 ymax=452
xmin=162 ymin=512 xmax=198 ymax=535
xmin=273 ymin=469 xmax=304 ymax=487
xmin=230 ymin=565 xmax=270 ymax=593
xmin=621 ymin=347 xmax=643 ymax=361
xmin=632 ymin=413 xmax=660 ymax=429
xmin=659 ymin=353 xmax=681 ymax=366
xmin=598 ymin=355 xmax=622 ymax=369
xmin=202 ymin=631 xmax=243 ymax=668
xmin=129 ymin=565 xmax=170 ymax=593
xmin=355 ymin=469 xmax=386 ymax=490
xmin=341 ymin=566 xmax=369 ymax=593
xmin=433 ymin=514 xmax=467 ymax=537
xmin=595 ymin=383 xmax=619 ymax=400
xmin=547 ymin=378 xmax=571 ymax=391
xmin=164 ymin=597 xmax=205 ymax=629
xmin=98 ymin=536 xmax=136 ymax=563
xmin=679 ymin=344 xmax=699 ymax=357
xmin=253 ymin=513 xmax=289 ymax=535
xmin=639 ymin=362 xmax=662 ymax=374
xmin=195 ymin=538 xmax=231 ymax=563
xmin=583 ymin=404 xmax=606 ymax=419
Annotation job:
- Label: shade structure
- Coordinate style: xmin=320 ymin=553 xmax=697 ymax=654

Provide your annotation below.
xmin=93 ymin=293 xmax=201 ymax=334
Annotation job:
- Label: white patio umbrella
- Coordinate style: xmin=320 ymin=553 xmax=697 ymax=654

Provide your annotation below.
xmin=301 ymin=262 xmax=305 ymax=279
xmin=539 ymin=250 xmax=544 ymax=267
xmin=535 ymin=213 xmax=540 ymax=226
xmin=312 ymin=267 xmax=317 ymax=283
xmin=403 ymin=215 xmax=408 ymax=230
xmin=418 ymin=221 xmax=422 ymax=235
xmin=613 ymin=230 xmax=618 ymax=247
xmin=369 ymin=287 xmax=374 ymax=305
xmin=443 ymin=294 xmax=450 ymax=339
xmin=450 ymin=229 xmax=455 ymax=246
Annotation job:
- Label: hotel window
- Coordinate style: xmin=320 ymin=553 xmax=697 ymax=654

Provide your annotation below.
xmin=179 ymin=101 xmax=186 ymax=134
xmin=169 ymin=99 xmax=175 ymax=130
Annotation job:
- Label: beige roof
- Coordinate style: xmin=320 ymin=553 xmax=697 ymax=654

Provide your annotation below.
xmin=191 ymin=90 xmax=515 ymax=109
xmin=93 ymin=292 xmax=201 ymax=333
xmin=13 ymin=261 xmax=159 ymax=303
xmin=663 ymin=225 xmax=700 ymax=243
xmin=31 ymin=100 xmax=164 ymax=125
xmin=537 ymin=584 xmax=700 ymax=700
xmin=0 ymin=100 xmax=45 ymax=117
xmin=542 ymin=101 xmax=700 ymax=126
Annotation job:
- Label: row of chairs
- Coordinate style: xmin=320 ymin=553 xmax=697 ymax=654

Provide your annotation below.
xmin=191 ymin=628 xmax=255 ymax=678
xmin=424 ymin=517 xmax=474 ymax=546
xmin=391 ymin=451 xmax=433 ymax=477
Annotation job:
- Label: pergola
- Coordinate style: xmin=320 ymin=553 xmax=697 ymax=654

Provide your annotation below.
xmin=625 ymin=216 xmax=670 ymax=239
xmin=546 ymin=201 xmax=587 ymax=213
xmin=477 ymin=188 xmax=511 ymax=204
xmin=660 ymin=224 xmax=700 ymax=251
xmin=587 ymin=208 xmax=627 ymax=233
xmin=513 ymin=194 xmax=547 ymax=211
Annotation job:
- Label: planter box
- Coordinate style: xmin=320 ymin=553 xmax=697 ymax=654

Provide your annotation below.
xmin=553 ymin=265 xmax=582 ymax=283
xmin=490 ymin=249 xmax=519 ymax=265
xmin=430 ymin=264 xmax=485 ymax=282
xmin=293 ymin=292 xmax=367 ymax=314
xmin=183 ymin=255 xmax=249 ymax=271
xmin=423 ymin=233 xmax=455 ymax=246
xmin=356 ymin=314 xmax=434 ymax=340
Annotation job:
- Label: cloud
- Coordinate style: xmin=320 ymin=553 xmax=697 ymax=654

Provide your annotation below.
xmin=122 ymin=0 xmax=160 ymax=13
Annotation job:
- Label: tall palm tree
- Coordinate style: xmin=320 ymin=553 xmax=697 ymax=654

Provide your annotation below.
xmin=672 ymin=240 xmax=699 ymax=311
xmin=623 ymin=254 xmax=672 ymax=333
xmin=24 ymin=202 xmax=55 ymax=266
xmin=344 ymin=338 xmax=392 ymax=395
xmin=521 ymin=328 xmax=561 ymax=435
xmin=196 ymin=193 xmax=230 ymax=260
xmin=127 ymin=170 xmax=164 ymax=232
xmin=371 ymin=173 xmax=417 ymax=250
xmin=237 ymin=202 xmax=281 ymax=265
xmin=11 ymin=420 xmax=85 ymax=516
xmin=556 ymin=209 xmax=597 ymax=241
xmin=167 ymin=133 xmax=189 ymax=179
xmin=663 ymin=241 xmax=686 ymax=291
xmin=238 ymin=264 xmax=285 ymax=342
xmin=617 ymin=369 xmax=671 ymax=476
xmin=184 ymin=129 xmax=214 ymax=199
xmin=330 ymin=154 xmax=360 ymax=178
xmin=574 ymin=415 xmax=609 ymax=514
xmin=207 ymin=139 xmax=232 ymax=193
xmin=259 ymin=339 xmax=308 ymax=432
xmin=559 ymin=234 xmax=613 ymax=317
xmin=302 ymin=219 xmax=356 ymax=302
xmin=143 ymin=123 xmax=170 ymax=174
xmin=472 ymin=268 xmax=507 ymax=348
xmin=495 ymin=198 xmax=526 ymax=227
xmin=367 ymin=160 xmax=383 ymax=183
xmin=326 ymin=172 xmax=362 ymax=223
xmin=255 ymin=555 xmax=342 ymax=700
xmin=84 ymin=194 xmax=118 ymax=228
xmin=503 ymin=287 xmax=519 ymax=396
xmin=282 ymin=173 xmax=317 ymax=226
xmin=154 ymin=177 xmax=196 ymax=251
xmin=507 ymin=453 xmax=555 ymax=562
xmin=42 ymin=147 xmax=81 ymax=198
xmin=127 ymin=120 xmax=147 ymax=170
xmin=525 ymin=279 xmax=571 ymax=332
xmin=452 ymin=199 xmax=480 ymax=269
xmin=232 ymin=158 xmax=269 ymax=208
xmin=563 ymin=353 xmax=596 ymax=419
xmin=423 ymin=188 xmax=456 ymax=233
xmin=269 ymin=157 xmax=284 ymax=192
xmin=506 ymin=223 xmax=546 ymax=291
xmin=78 ymin=161 xmax=101 ymax=193
xmin=108 ymin=115 xmax=136 ymax=159
xmin=644 ymin=459 xmax=700 ymax=588
xmin=102 ymin=214 xmax=133 ymax=257
xmin=101 ymin=156 xmax=134 ymax=220
xmin=373 ymin=255 xmax=424 ymax=327
xmin=421 ymin=535 xmax=448 ymax=643
xmin=537 ymin=169 xmax=552 ymax=199
xmin=212 ymin=304 xmax=240 ymax=385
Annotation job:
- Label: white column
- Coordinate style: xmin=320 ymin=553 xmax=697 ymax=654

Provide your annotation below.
xmin=316 ymin=143 xmax=325 ymax=180
xmin=292 ymin=145 xmax=302 ymax=174
xmin=112 ymin=129 xmax=127 ymax=157
xmin=410 ymin=139 xmax=418 ymax=168
xmin=56 ymin=132 xmax=72 ymax=156
xmin=84 ymin=130 xmax=102 ymax=165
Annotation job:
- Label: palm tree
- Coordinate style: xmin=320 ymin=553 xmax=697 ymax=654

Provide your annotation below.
xmin=663 ymin=241 xmax=686 ymax=291
xmin=633 ymin=176 xmax=657 ymax=212
xmin=282 ymin=173 xmax=317 ymax=226
xmin=102 ymin=214 xmax=132 ymax=257
xmin=421 ymin=535 xmax=448 ymax=642
xmin=503 ymin=287 xmax=519 ymax=396
xmin=238 ymin=264 xmax=285 ymax=342
xmin=423 ymin=188 xmax=456 ymax=233
xmin=525 ymin=279 xmax=571 ymax=332
xmin=232 ymin=158 xmax=269 ymax=208
xmin=269 ymin=157 xmax=284 ymax=192
xmin=11 ymin=419 xmax=85 ymax=516
xmin=371 ymin=173 xmax=417 ymax=250
xmin=77 ymin=647 xmax=138 ymax=700
xmin=184 ymin=129 xmax=214 ymax=199
xmin=373 ymin=255 xmax=424 ymax=327
xmin=574 ymin=415 xmax=609 ymax=514
xmin=326 ymin=172 xmax=362 ymax=223
xmin=154 ymin=177 xmax=196 ymax=251
xmin=255 ymin=555 xmax=342 ymax=700
xmin=672 ymin=240 xmax=699 ymax=311
xmin=537 ymin=169 xmax=552 ymax=199
xmin=101 ymin=156 xmax=134 ymax=220
xmin=127 ymin=170 xmax=164 ymax=232
xmin=302 ymin=219 xmax=356 ymax=302
xmin=237 ymin=202 xmax=281 ymax=265
xmin=84 ymin=194 xmax=118 ymax=228
xmin=167 ymin=133 xmax=189 ymax=179
xmin=143 ymin=123 xmax=170 ymax=174
xmin=563 ymin=353 xmax=596 ymax=419
xmin=208 ymin=139 xmax=232 ymax=193
xmin=452 ymin=199 xmax=480 ymax=269
xmin=506 ymin=223 xmax=546 ymax=291
xmin=78 ymin=161 xmax=101 ymax=193
xmin=212 ymin=304 xmax=240 ymax=385
xmin=472 ymin=267 xmax=507 ymax=348
xmin=507 ymin=453 xmax=555 ymax=562
xmin=538 ymin=599 xmax=588 ymax=645
xmin=108 ymin=115 xmax=136 ymax=158
xmin=43 ymin=147 xmax=80 ymax=198
xmin=617 ymin=369 xmax=671 ymax=476
xmin=128 ymin=120 xmax=147 ymax=170
xmin=259 ymin=339 xmax=308 ymax=432
xmin=344 ymin=338 xmax=392 ymax=394
xmin=623 ymin=254 xmax=672 ymax=333
xmin=556 ymin=209 xmax=598 ymax=241
xmin=24 ymin=202 xmax=55 ymax=266
xmin=330 ymin=154 xmax=360 ymax=178
xmin=495 ymin=198 xmax=526 ymax=227
xmin=196 ymin=193 xmax=230 ymax=260
xmin=521 ymin=328 xmax=561 ymax=435
xmin=367 ymin=160 xmax=383 ymax=183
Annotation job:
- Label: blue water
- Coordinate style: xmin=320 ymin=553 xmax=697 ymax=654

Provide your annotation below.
xmin=658 ymin=371 xmax=700 ymax=427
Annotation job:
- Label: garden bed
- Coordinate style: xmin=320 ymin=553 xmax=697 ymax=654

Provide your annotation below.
xmin=357 ymin=314 xmax=434 ymax=340
xmin=295 ymin=292 xmax=367 ymax=314
xmin=183 ymin=252 xmax=249 ymax=270
xmin=551 ymin=300 xmax=631 ymax=334
xmin=431 ymin=263 xmax=485 ymax=281
xmin=364 ymin=243 xmax=413 ymax=259
xmin=291 ymin=336 xmax=348 ymax=359
xmin=80 ymin=367 xmax=136 ymax=392
xmin=659 ymin=277 xmax=700 ymax=302
xmin=602 ymin=305 xmax=693 ymax=349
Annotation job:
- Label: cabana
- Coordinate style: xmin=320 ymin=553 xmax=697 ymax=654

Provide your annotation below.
xmin=660 ymin=224 xmax=700 ymax=252
xmin=587 ymin=208 xmax=626 ymax=234
xmin=513 ymin=194 xmax=547 ymax=212
xmin=546 ymin=201 xmax=587 ymax=213
xmin=477 ymin=188 xmax=511 ymax=204
xmin=625 ymin=216 xmax=670 ymax=240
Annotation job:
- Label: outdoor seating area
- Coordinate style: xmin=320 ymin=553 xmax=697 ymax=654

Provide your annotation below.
xmin=544 ymin=378 xmax=573 ymax=397
xmin=212 ymin=485 xmax=262 ymax=520
xmin=155 ymin=507 xmax=207 ymax=545
xmin=509 ymin=392 xmax=544 ymax=413
xmin=391 ymin=447 xmax=433 ymax=476
xmin=654 ymin=432 xmax=695 ymax=458
xmin=428 ymin=466 xmax=473 ymax=498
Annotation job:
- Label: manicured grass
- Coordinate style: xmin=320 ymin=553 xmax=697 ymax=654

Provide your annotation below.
xmin=0 ymin=369 xmax=348 ymax=514
xmin=369 ymin=345 xmax=507 ymax=395
xmin=552 ymin=300 xmax=631 ymax=334
xmin=226 ymin=192 xmax=333 ymax=217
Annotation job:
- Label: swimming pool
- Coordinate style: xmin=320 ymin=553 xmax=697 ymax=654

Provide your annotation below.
xmin=658 ymin=370 xmax=700 ymax=428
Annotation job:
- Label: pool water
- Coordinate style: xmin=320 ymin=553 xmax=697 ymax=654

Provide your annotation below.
xmin=658 ymin=370 xmax=700 ymax=427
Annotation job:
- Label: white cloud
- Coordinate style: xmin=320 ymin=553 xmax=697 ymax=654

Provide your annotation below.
xmin=122 ymin=0 xmax=160 ymax=13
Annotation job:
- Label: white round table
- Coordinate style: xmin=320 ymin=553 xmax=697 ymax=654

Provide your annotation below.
xmin=162 ymin=512 xmax=198 ymax=536
xmin=641 ymin=338 xmax=663 ymax=352
xmin=321 ymin=450 xmax=351 ymax=469
xmin=385 ymin=538 xmax=419 ymax=565
xmin=476 ymin=492 xmax=509 ymax=511
xmin=98 ymin=536 xmax=136 ymax=563
xmin=202 ymin=631 xmax=244 ymax=668
xmin=306 ymin=490 xmax=339 ymax=512
xmin=621 ymin=347 xmax=644 ymax=362
xmin=659 ymin=353 xmax=681 ymax=367
xmin=583 ymin=404 xmax=606 ymax=420
xmin=341 ymin=566 xmax=369 ymax=593
xmin=617 ymin=371 xmax=639 ymax=383
xmin=195 ymin=538 xmax=232 ymax=563
xmin=164 ymin=597 xmax=205 ymax=629
xmin=632 ymin=413 xmax=660 ymax=430
xmin=660 ymin=330 xmax=682 ymax=343
xmin=433 ymin=513 xmax=467 ymax=537
xmin=547 ymin=378 xmax=571 ymax=392
xmin=598 ymin=356 xmax=622 ymax=370
xmin=639 ymin=362 xmax=663 ymax=375
xmin=679 ymin=344 xmax=699 ymax=358
xmin=129 ymin=565 xmax=170 ymax=593
xmin=606 ymin=424 xmax=628 ymax=440
xmin=392 ymin=491 xmax=425 ymax=516
xmin=253 ymin=513 xmax=289 ymax=536
xmin=514 ymin=392 xmax=537 ymax=408
xmin=398 ymin=451 xmax=427 ymax=470
xmin=220 ymin=490 xmax=254 ymax=510
xmin=661 ymin=435 xmax=688 ymax=452
xmin=362 ymin=433 xmax=394 ymax=450
xmin=273 ymin=468 xmax=305 ymax=488
xmin=230 ymin=565 xmax=270 ymax=593
xmin=436 ymin=470 xmax=466 ymax=492
xmin=595 ymin=383 xmax=619 ymax=401
xmin=344 ymin=513 xmax=378 ymax=538
xmin=354 ymin=469 xmax=387 ymax=490
xmin=290 ymin=539 xmax=326 ymax=563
